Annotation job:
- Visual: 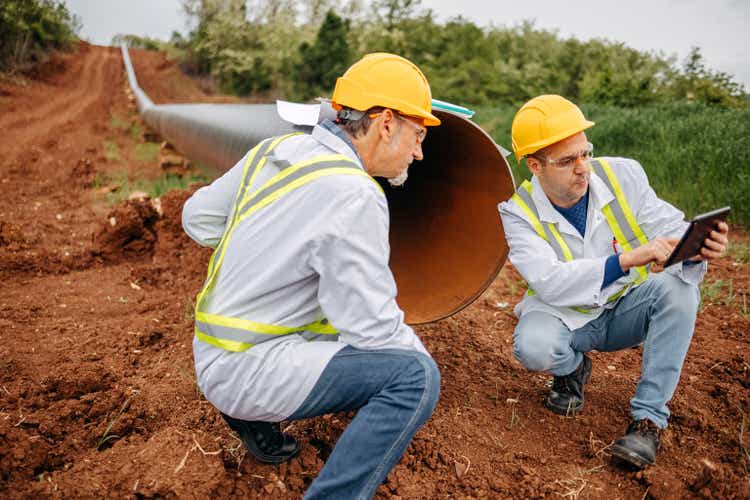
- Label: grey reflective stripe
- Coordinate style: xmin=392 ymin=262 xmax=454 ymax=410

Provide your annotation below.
xmin=196 ymin=320 xmax=339 ymax=346
xmin=301 ymin=332 xmax=340 ymax=342
xmin=267 ymin=155 xmax=292 ymax=170
xmin=234 ymin=138 xmax=275 ymax=217
xmin=514 ymin=184 xmax=569 ymax=262
xmin=590 ymin=159 xmax=642 ymax=249
xmin=206 ymin=138 xmax=280 ymax=279
xmin=238 ymin=159 xmax=360 ymax=219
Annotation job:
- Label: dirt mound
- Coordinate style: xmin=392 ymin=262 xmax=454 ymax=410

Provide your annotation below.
xmin=689 ymin=459 xmax=750 ymax=498
xmin=0 ymin=222 xmax=28 ymax=249
xmin=93 ymin=198 xmax=159 ymax=261
xmin=1 ymin=42 xmax=749 ymax=498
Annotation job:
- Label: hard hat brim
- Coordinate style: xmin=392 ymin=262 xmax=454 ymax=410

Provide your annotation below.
xmin=514 ymin=119 xmax=595 ymax=162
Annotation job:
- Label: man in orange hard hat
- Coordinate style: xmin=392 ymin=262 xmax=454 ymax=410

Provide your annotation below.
xmin=182 ymin=53 xmax=440 ymax=499
xmin=498 ymin=95 xmax=729 ymax=469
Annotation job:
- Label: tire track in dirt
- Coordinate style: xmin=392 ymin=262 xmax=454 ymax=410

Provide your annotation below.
xmin=0 ymin=46 xmax=119 ymax=153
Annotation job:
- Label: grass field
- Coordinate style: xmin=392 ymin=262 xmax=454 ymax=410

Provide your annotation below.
xmin=475 ymin=102 xmax=750 ymax=226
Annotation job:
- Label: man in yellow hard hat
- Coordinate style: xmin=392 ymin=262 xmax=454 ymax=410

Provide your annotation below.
xmin=498 ymin=94 xmax=729 ymax=469
xmin=182 ymin=53 xmax=440 ymax=498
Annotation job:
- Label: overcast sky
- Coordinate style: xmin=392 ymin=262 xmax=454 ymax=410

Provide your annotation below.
xmin=64 ymin=0 xmax=750 ymax=89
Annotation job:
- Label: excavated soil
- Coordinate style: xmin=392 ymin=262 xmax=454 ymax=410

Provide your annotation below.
xmin=1 ymin=44 xmax=749 ymax=498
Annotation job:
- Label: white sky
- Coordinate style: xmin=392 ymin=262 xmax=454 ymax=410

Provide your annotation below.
xmin=64 ymin=0 xmax=750 ymax=89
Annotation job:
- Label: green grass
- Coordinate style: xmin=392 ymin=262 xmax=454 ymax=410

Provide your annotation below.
xmin=130 ymin=122 xmax=144 ymax=141
xmin=729 ymin=242 xmax=750 ymax=264
xmin=698 ymin=278 xmax=739 ymax=311
xmin=103 ymin=140 xmax=121 ymax=162
xmin=110 ymin=115 xmax=130 ymax=130
xmin=96 ymin=398 xmax=131 ymax=450
xmin=133 ymin=142 xmax=160 ymax=162
xmin=95 ymin=171 xmax=210 ymax=204
xmin=475 ymin=102 xmax=750 ymax=226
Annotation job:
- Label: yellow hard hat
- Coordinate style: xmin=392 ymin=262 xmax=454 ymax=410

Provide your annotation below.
xmin=332 ymin=53 xmax=441 ymax=126
xmin=511 ymin=95 xmax=594 ymax=162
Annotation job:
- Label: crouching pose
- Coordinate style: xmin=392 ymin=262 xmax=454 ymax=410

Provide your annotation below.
xmin=182 ymin=54 xmax=441 ymax=498
xmin=498 ymin=95 xmax=728 ymax=468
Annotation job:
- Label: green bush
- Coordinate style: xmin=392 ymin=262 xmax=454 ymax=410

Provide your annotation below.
xmin=0 ymin=0 xmax=79 ymax=71
xmin=477 ymin=102 xmax=750 ymax=226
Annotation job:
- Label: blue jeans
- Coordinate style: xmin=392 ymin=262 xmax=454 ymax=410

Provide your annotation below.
xmin=513 ymin=272 xmax=700 ymax=428
xmin=288 ymin=345 xmax=441 ymax=500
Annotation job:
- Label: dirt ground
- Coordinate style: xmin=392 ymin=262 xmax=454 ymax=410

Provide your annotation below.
xmin=1 ymin=44 xmax=749 ymax=499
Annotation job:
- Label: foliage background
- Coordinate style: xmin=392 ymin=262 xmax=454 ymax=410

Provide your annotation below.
xmin=0 ymin=0 xmax=79 ymax=72
xmin=159 ymin=0 xmax=747 ymax=109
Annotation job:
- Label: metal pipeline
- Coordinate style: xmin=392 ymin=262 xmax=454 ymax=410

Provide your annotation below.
xmin=121 ymin=46 xmax=516 ymax=324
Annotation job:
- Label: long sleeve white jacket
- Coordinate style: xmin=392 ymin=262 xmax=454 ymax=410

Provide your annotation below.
xmin=182 ymin=122 xmax=428 ymax=421
xmin=497 ymin=157 xmax=707 ymax=330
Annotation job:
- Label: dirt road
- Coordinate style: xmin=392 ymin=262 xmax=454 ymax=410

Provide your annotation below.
xmin=1 ymin=44 xmax=748 ymax=498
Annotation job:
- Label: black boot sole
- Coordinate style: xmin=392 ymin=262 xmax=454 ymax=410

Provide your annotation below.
xmin=243 ymin=437 xmax=300 ymax=464
xmin=610 ymin=443 xmax=654 ymax=469
xmin=545 ymin=397 xmax=584 ymax=416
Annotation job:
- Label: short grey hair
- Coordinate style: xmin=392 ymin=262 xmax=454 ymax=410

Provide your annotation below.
xmin=337 ymin=106 xmax=384 ymax=138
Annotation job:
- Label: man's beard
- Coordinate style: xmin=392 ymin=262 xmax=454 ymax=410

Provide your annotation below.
xmin=388 ymin=169 xmax=408 ymax=187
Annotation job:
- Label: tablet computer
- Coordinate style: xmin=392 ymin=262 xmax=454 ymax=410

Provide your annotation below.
xmin=664 ymin=206 xmax=730 ymax=267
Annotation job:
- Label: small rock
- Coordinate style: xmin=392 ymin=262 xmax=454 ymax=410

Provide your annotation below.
xmin=455 ymin=460 xmax=468 ymax=479
xmin=150 ymin=197 xmax=163 ymax=216
xmin=607 ymin=365 xmax=616 ymax=370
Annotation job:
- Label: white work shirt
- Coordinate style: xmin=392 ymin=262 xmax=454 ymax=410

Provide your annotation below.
xmin=498 ymin=157 xmax=707 ymax=331
xmin=182 ymin=123 xmax=428 ymax=421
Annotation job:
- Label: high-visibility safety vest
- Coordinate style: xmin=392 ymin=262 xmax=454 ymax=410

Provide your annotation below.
xmin=194 ymin=133 xmax=383 ymax=352
xmin=511 ymin=158 xmax=649 ymax=313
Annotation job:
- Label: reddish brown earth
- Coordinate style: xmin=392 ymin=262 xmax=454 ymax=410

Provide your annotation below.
xmin=1 ymin=44 xmax=749 ymax=498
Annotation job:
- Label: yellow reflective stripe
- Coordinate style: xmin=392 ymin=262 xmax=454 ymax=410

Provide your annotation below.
xmin=245 ymin=153 xmax=352 ymax=199
xmin=197 ymin=134 xmax=305 ymax=311
xmin=306 ymin=320 xmax=338 ymax=334
xmin=238 ymin=169 xmax=380 ymax=224
xmin=511 ymin=193 xmax=547 ymax=240
xmin=203 ymin=142 xmax=265 ymax=280
xmin=547 ymin=223 xmax=574 ymax=261
xmin=602 ymin=204 xmax=630 ymax=250
xmin=196 ymin=310 xmax=306 ymax=335
xmin=195 ymin=328 xmax=253 ymax=352
xmin=601 ymin=205 xmax=647 ymax=280
xmin=197 ymin=311 xmax=339 ymax=336
xmin=238 ymin=133 xmax=301 ymax=210
xmin=597 ymin=158 xmax=648 ymax=245
xmin=633 ymin=265 xmax=648 ymax=282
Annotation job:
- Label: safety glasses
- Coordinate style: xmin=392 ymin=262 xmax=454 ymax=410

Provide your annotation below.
xmin=534 ymin=142 xmax=594 ymax=169
xmin=369 ymin=110 xmax=427 ymax=144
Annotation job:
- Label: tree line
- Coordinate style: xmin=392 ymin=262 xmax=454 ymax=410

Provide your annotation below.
xmin=0 ymin=0 xmax=79 ymax=72
xmin=119 ymin=0 xmax=746 ymax=109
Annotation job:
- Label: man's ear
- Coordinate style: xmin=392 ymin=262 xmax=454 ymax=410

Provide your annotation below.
xmin=377 ymin=109 xmax=399 ymax=142
xmin=526 ymin=156 xmax=542 ymax=176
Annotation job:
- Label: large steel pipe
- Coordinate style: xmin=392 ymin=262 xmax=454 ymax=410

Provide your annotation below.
xmin=121 ymin=46 xmax=515 ymax=324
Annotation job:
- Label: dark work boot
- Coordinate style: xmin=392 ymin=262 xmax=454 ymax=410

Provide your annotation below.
xmin=221 ymin=413 xmax=299 ymax=464
xmin=545 ymin=354 xmax=592 ymax=416
xmin=610 ymin=419 xmax=661 ymax=469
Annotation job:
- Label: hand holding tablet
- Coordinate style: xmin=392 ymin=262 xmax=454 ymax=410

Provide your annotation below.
xmin=664 ymin=207 xmax=731 ymax=267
